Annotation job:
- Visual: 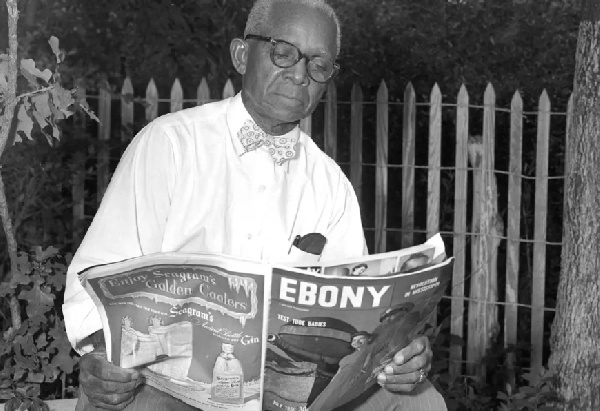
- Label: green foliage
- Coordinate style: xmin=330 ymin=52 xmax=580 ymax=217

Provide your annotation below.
xmin=0 ymin=246 xmax=78 ymax=402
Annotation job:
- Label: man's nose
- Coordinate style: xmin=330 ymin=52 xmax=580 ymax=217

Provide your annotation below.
xmin=285 ymin=57 xmax=310 ymax=86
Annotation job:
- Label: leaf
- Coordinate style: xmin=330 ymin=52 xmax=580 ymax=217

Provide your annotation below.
xmin=18 ymin=284 xmax=54 ymax=317
xmin=16 ymin=252 xmax=32 ymax=274
xmin=49 ymin=84 xmax=74 ymax=117
xmin=48 ymin=36 xmax=63 ymax=64
xmin=20 ymin=59 xmax=52 ymax=84
xmin=35 ymin=333 xmax=47 ymax=349
xmin=15 ymin=104 xmax=34 ymax=141
xmin=33 ymin=246 xmax=59 ymax=262
xmin=51 ymin=350 xmax=77 ymax=374
xmin=26 ymin=373 xmax=44 ymax=384
xmin=30 ymin=93 xmax=52 ymax=132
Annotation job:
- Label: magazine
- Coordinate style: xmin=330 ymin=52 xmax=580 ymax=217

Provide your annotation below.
xmin=79 ymin=234 xmax=453 ymax=411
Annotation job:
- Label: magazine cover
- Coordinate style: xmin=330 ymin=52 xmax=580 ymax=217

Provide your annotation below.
xmin=263 ymin=256 xmax=453 ymax=411
xmin=80 ymin=253 xmax=270 ymax=411
xmin=297 ymin=233 xmax=444 ymax=277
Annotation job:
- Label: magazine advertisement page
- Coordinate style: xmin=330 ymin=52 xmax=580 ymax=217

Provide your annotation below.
xmin=80 ymin=253 xmax=270 ymax=411
xmin=264 ymin=239 xmax=453 ymax=411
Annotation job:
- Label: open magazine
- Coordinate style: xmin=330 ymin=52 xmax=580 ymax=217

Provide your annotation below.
xmin=79 ymin=234 xmax=453 ymax=411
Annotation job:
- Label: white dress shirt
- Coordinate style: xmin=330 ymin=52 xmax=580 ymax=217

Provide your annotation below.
xmin=63 ymin=93 xmax=367 ymax=354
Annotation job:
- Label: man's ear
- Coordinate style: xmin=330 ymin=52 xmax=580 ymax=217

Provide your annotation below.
xmin=230 ymin=38 xmax=248 ymax=75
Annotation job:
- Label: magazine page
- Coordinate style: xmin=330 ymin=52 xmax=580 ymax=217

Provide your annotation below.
xmin=299 ymin=233 xmax=445 ymax=277
xmin=80 ymin=252 xmax=271 ymax=411
xmin=263 ymin=256 xmax=453 ymax=411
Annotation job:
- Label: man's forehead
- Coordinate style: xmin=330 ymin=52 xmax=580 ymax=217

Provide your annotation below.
xmin=267 ymin=3 xmax=337 ymax=55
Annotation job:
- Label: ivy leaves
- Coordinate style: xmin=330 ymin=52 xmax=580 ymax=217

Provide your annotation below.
xmin=0 ymin=247 xmax=77 ymax=401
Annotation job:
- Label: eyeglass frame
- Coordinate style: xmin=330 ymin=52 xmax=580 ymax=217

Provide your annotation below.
xmin=244 ymin=34 xmax=340 ymax=83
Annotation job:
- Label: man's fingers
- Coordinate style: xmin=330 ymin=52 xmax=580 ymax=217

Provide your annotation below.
xmin=83 ymin=352 xmax=139 ymax=383
xmin=386 ymin=351 xmax=431 ymax=375
xmin=377 ymin=368 xmax=429 ymax=393
xmin=85 ymin=374 xmax=140 ymax=395
xmin=394 ymin=335 xmax=429 ymax=365
xmin=87 ymin=391 xmax=136 ymax=411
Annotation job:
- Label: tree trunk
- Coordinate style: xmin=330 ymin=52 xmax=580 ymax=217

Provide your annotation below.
xmin=548 ymin=1 xmax=600 ymax=409
xmin=1 ymin=0 xmax=22 ymax=338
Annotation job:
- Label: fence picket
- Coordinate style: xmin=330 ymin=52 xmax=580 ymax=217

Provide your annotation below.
xmin=223 ymin=79 xmax=235 ymax=99
xmin=450 ymin=84 xmax=469 ymax=379
xmin=505 ymin=91 xmax=523 ymax=384
xmin=531 ymin=90 xmax=550 ymax=382
xmin=300 ymin=115 xmax=312 ymax=136
xmin=350 ymin=83 xmax=363 ymax=204
xmin=121 ymin=77 xmax=134 ymax=142
xmin=427 ymin=84 xmax=442 ymax=238
xmin=324 ymin=81 xmax=337 ymax=160
xmin=145 ymin=78 xmax=158 ymax=122
xmin=197 ymin=77 xmax=210 ymax=106
xmin=401 ymin=83 xmax=416 ymax=248
xmin=97 ymin=88 xmax=111 ymax=203
xmin=375 ymin=81 xmax=389 ymax=253
xmin=170 ymin=78 xmax=183 ymax=112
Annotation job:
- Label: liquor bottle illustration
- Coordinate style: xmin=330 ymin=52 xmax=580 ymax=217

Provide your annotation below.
xmin=211 ymin=343 xmax=244 ymax=404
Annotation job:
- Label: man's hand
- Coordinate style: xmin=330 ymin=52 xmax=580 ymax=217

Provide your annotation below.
xmin=376 ymin=336 xmax=432 ymax=393
xmin=79 ymin=349 xmax=144 ymax=410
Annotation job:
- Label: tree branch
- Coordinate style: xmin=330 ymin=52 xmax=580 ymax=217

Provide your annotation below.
xmin=0 ymin=0 xmax=22 ymax=338
xmin=16 ymin=86 xmax=54 ymax=101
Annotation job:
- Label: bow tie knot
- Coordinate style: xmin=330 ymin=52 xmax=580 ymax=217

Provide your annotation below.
xmin=238 ymin=120 xmax=297 ymax=165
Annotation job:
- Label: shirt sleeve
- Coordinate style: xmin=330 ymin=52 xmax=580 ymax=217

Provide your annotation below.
xmin=62 ymin=123 xmax=179 ymax=354
xmin=320 ymin=173 xmax=368 ymax=261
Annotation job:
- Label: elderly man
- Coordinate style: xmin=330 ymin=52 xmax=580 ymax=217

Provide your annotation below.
xmin=64 ymin=0 xmax=446 ymax=409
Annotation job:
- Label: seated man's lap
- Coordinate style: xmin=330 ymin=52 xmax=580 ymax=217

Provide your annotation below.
xmin=335 ymin=380 xmax=447 ymax=411
xmin=76 ymin=380 xmax=446 ymax=411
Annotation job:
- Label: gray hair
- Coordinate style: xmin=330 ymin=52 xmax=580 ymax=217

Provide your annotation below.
xmin=244 ymin=0 xmax=341 ymax=56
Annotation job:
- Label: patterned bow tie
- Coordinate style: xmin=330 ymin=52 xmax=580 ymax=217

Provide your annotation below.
xmin=237 ymin=120 xmax=298 ymax=165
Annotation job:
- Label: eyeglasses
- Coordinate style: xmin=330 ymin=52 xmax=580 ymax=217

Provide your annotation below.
xmin=244 ymin=34 xmax=339 ymax=84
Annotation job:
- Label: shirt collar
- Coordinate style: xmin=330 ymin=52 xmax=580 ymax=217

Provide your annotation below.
xmin=226 ymin=93 xmax=300 ymax=159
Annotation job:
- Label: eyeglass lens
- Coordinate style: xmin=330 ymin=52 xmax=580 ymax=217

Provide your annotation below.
xmin=272 ymin=41 xmax=335 ymax=83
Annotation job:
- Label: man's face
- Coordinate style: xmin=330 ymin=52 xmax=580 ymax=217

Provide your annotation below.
xmin=351 ymin=335 xmax=367 ymax=350
xmin=351 ymin=265 xmax=367 ymax=276
xmin=241 ymin=3 xmax=337 ymax=130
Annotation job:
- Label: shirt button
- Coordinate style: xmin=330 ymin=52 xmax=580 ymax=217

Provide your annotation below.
xmin=258 ymin=185 xmax=266 ymax=193
xmin=247 ymin=234 xmax=253 ymax=240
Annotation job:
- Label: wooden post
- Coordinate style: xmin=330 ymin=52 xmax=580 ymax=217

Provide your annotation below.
xmin=146 ymin=78 xmax=158 ymax=122
xmin=223 ymin=79 xmax=235 ymax=99
xmin=324 ymin=81 xmax=337 ymax=160
xmin=450 ymin=84 xmax=469 ymax=379
xmin=375 ymin=80 xmax=389 ymax=253
xmin=300 ymin=115 xmax=312 ymax=137
xmin=427 ymin=83 xmax=442 ymax=239
xmin=401 ymin=83 xmax=416 ymax=248
xmin=350 ymin=83 xmax=363 ymax=204
xmin=505 ymin=91 xmax=523 ymax=385
xmin=97 ymin=88 xmax=111 ymax=203
xmin=466 ymin=83 xmax=503 ymax=377
xmin=197 ymin=77 xmax=210 ymax=106
xmin=72 ymin=85 xmax=87 ymax=247
xmin=530 ymin=90 xmax=550 ymax=382
xmin=170 ymin=78 xmax=183 ymax=112
xmin=121 ymin=77 xmax=134 ymax=142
